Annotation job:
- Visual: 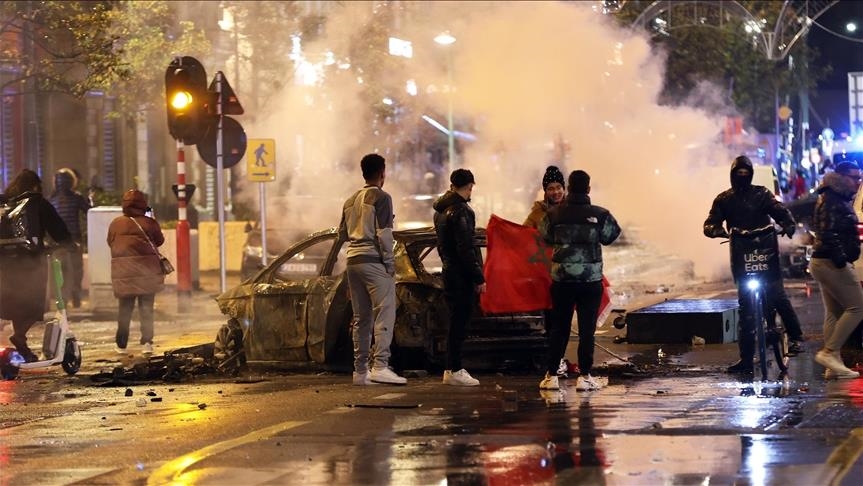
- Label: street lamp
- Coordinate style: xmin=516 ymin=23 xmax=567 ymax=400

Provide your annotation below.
xmin=434 ymin=31 xmax=456 ymax=176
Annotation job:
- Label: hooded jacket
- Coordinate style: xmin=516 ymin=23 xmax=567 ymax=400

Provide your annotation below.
xmin=539 ymin=192 xmax=621 ymax=283
xmin=106 ymin=190 xmax=165 ymax=297
xmin=433 ymin=190 xmax=484 ymax=285
xmin=703 ymin=157 xmax=795 ymax=237
xmin=811 ymin=171 xmax=861 ymax=266
xmin=48 ymin=171 xmax=90 ymax=240
xmin=0 ymin=174 xmax=71 ymax=323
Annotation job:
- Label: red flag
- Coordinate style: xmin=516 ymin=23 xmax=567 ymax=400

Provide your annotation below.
xmin=480 ymin=215 xmax=552 ymax=313
xmin=481 ymin=214 xmax=614 ymax=322
xmin=597 ymin=275 xmax=613 ymax=327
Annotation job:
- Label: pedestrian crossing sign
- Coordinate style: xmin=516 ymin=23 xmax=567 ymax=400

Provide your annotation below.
xmin=246 ymin=139 xmax=276 ymax=182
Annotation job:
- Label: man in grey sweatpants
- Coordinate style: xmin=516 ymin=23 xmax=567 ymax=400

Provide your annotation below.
xmin=338 ymin=153 xmax=406 ymax=385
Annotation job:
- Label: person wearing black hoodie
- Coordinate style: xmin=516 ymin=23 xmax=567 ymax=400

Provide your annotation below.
xmin=704 ymin=155 xmax=801 ymax=374
xmin=433 ymin=168 xmax=486 ymax=386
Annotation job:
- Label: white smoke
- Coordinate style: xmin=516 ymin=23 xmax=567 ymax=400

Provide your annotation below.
xmin=240 ymin=1 xmax=734 ymax=280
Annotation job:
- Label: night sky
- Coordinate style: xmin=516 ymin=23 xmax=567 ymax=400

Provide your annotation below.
xmin=807 ymin=1 xmax=863 ymax=135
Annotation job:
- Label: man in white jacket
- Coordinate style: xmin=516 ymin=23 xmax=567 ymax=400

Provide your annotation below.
xmin=338 ymin=153 xmax=406 ymax=385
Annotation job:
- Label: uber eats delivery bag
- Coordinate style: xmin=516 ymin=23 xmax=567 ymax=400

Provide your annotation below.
xmin=729 ymin=229 xmax=781 ymax=283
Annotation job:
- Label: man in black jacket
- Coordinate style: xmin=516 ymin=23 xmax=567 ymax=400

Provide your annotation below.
xmin=433 ymin=169 xmax=485 ymax=386
xmin=704 ymin=155 xmax=802 ymax=374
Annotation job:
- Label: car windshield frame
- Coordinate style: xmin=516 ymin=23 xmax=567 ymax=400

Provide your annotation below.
xmin=259 ymin=229 xmax=340 ymax=283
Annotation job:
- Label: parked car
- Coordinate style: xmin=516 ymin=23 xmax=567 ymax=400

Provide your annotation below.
xmin=214 ymin=227 xmax=547 ymax=374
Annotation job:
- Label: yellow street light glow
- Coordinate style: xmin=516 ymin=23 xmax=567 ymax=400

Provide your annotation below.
xmin=171 ymin=91 xmax=193 ymax=110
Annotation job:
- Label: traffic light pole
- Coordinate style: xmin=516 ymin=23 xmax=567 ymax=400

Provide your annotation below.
xmin=216 ymin=72 xmax=228 ymax=293
xmin=175 ymin=141 xmax=193 ymax=309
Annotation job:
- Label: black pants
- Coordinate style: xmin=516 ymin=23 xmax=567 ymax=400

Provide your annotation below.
xmin=443 ymin=271 xmax=475 ymax=371
xmin=116 ymin=294 xmax=155 ymax=348
xmin=547 ymin=280 xmax=603 ymax=376
xmin=59 ymin=242 xmax=84 ymax=306
xmin=764 ymin=279 xmax=803 ymax=341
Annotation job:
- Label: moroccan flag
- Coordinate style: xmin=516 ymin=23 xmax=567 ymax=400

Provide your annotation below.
xmin=480 ymin=215 xmax=552 ymax=313
xmin=481 ymin=214 xmax=613 ymax=323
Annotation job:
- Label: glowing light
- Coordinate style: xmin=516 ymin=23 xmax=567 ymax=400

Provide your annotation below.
xmin=746 ymin=279 xmax=760 ymax=290
xmin=170 ymin=92 xmax=193 ymax=110
xmin=434 ymin=31 xmax=456 ymax=45
xmin=388 ymin=37 xmax=413 ymax=58
xmin=847 ymin=22 xmax=858 ymax=33
xmin=405 ymin=79 xmax=417 ymax=96
xmin=382 ymin=97 xmax=393 ymax=106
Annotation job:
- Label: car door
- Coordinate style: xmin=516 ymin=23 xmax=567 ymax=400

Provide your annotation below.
xmin=247 ymin=231 xmax=335 ymax=362
xmin=307 ymin=234 xmax=350 ymax=364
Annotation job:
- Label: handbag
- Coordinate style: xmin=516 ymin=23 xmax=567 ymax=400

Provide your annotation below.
xmin=128 ymin=216 xmax=174 ymax=275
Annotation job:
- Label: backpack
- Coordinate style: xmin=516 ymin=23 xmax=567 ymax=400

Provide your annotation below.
xmin=0 ymin=193 xmax=42 ymax=253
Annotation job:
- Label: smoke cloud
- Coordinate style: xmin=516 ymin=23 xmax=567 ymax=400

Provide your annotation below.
xmin=241 ymin=2 xmax=735 ymax=281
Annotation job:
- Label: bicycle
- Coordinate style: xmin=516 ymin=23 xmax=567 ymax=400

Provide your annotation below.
xmin=724 ymin=225 xmax=790 ymax=381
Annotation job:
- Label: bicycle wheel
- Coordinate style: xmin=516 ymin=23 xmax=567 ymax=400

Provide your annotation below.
xmin=752 ymin=291 xmax=769 ymax=381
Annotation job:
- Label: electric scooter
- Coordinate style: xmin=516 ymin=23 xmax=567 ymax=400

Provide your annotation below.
xmin=0 ymin=257 xmax=82 ymax=380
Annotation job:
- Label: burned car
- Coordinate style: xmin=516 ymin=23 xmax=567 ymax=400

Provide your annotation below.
xmin=214 ymin=227 xmax=547 ymax=374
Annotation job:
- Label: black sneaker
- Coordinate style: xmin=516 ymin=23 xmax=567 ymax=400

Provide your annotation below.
xmin=787 ymin=341 xmax=804 ymax=355
xmin=726 ymin=360 xmax=754 ymax=374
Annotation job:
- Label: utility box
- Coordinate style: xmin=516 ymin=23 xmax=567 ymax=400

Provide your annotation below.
xmin=626 ymin=299 xmax=738 ymax=344
xmin=87 ymin=206 xmax=123 ymax=315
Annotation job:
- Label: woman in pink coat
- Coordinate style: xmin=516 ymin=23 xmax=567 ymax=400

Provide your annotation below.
xmin=107 ymin=190 xmax=164 ymax=355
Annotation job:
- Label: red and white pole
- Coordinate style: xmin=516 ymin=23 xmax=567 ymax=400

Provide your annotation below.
xmin=176 ymin=140 xmax=192 ymax=306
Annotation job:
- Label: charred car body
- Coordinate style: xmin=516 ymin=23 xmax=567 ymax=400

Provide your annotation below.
xmin=215 ymin=227 xmax=547 ymax=373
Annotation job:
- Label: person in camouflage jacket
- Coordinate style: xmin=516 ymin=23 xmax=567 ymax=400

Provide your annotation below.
xmin=538 ymin=170 xmax=621 ymax=391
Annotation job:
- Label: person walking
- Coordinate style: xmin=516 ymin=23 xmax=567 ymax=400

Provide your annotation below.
xmin=434 ymin=168 xmax=485 ymax=386
xmin=808 ymin=161 xmax=863 ymax=379
xmin=48 ymin=169 xmax=91 ymax=308
xmin=338 ymin=153 xmax=406 ymax=386
xmin=107 ymin=189 xmax=165 ymax=356
xmin=0 ymin=169 xmax=72 ymax=362
xmin=704 ymin=155 xmax=805 ymax=374
xmin=524 ymin=165 xmax=572 ymax=378
xmin=538 ymin=170 xmax=621 ymax=391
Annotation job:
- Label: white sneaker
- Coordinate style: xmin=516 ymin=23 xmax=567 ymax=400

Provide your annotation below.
xmin=352 ymin=371 xmax=372 ymax=386
xmin=370 ymin=367 xmax=407 ymax=385
xmin=114 ymin=345 xmax=127 ymax=355
xmin=142 ymin=343 xmax=154 ymax=355
xmin=824 ymin=366 xmax=859 ymax=380
xmin=557 ymin=359 xmax=569 ymax=379
xmin=575 ymin=374 xmax=602 ymax=391
xmin=539 ymin=372 xmax=559 ymax=390
xmin=815 ymin=349 xmax=856 ymax=376
xmin=443 ymin=369 xmax=480 ymax=386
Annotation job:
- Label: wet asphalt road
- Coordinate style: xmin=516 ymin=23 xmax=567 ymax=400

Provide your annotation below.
xmin=1 ymin=274 xmax=862 ymax=485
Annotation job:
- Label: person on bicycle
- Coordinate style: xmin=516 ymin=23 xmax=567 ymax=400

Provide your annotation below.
xmin=703 ymin=155 xmax=802 ymax=374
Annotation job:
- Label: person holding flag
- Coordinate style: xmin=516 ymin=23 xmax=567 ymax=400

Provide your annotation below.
xmin=524 ymin=166 xmax=572 ymax=378
xmin=538 ymin=170 xmax=621 ymax=391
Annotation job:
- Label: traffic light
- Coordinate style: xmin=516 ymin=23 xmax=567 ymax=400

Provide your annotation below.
xmin=165 ymin=56 xmax=208 ymax=145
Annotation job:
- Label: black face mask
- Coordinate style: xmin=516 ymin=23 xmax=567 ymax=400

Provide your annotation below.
xmin=731 ymin=173 xmax=751 ymax=189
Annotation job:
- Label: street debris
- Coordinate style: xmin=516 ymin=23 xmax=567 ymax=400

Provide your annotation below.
xmin=90 ymin=343 xmax=217 ymax=386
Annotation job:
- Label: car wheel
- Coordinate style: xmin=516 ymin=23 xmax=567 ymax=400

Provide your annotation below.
xmin=214 ymin=319 xmax=245 ymax=375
